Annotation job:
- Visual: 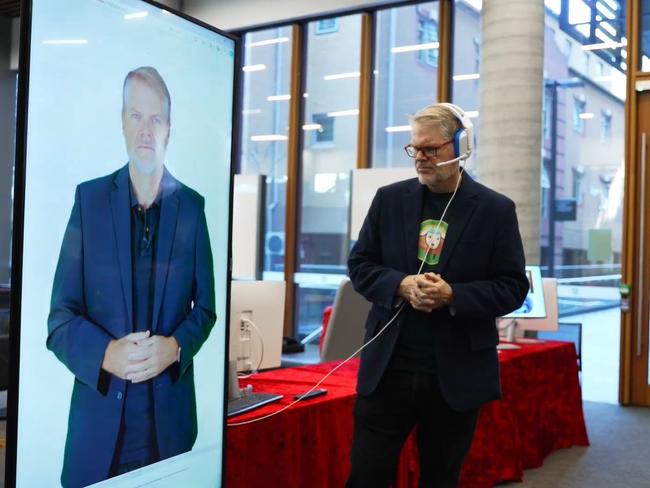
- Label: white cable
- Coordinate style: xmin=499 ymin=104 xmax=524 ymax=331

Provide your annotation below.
xmin=227 ymin=300 xmax=407 ymax=427
xmin=227 ymin=168 xmax=465 ymax=427
xmin=236 ymin=317 xmax=265 ymax=379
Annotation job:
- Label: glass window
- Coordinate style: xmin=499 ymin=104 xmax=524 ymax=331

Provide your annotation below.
xmin=542 ymin=88 xmax=553 ymax=145
xmin=541 ymin=6 xmax=626 ymax=403
xmin=581 ymin=51 xmax=589 ymax=73
xmin=597 ymin=173 xmax=614 ymax=212
xmin=638 ymin=0 xmax=650 ymax=71
xmin=541 ymin=160 xmax=551 ymax=218
xmin=639 ymin=1 xmax=650 ymax=72
xmin=296 ymin=14 xmax=361 ymax=338
xmin=601 ymin=109 xmax=612 ymax=143
xmin=239 ymin=27 xmax=293 ymax=276
xmin=572 ymin=165 xmax=585 ymax=205
xmin=452 ymin=0 xmax=480 ymax=176
xmin=573 ymin=94 xmax=586 ymax=134
xmin=417 ymin=14 xmax=439 ymax=68
xmin=568 ymin=0 xmax=591 ymax=37
xmin=557 ymin=0 xmax=626 ymax=77
xmin=295 ymin=283 xmax=337 ymax=341
xmin=316 ymin=18 xmax=339 ymax=35
xmin=371 ymin=2 xmax=440 ymax=169
xmin=311 ymin=113 xmax=335 ymax=143
xmin=545 ymin=0 xmax=561 ymax=16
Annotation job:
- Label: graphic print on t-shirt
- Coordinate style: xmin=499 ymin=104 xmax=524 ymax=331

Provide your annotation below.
xmin=417 ymin=219 xmax=448 ymax=265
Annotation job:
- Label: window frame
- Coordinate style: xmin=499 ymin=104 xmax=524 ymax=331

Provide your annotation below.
xmin=233 ymin=0 xmax=452 ymax=338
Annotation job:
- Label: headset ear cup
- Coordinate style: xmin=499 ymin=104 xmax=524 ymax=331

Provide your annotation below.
xmin=454 ymin=128 xmax=467 ymax=159
xmin=440 ymin=102 xmax=474 ymax=158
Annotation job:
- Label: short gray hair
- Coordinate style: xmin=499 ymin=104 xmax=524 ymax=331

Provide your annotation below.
xmin=411 ymin=103 xmax=462 ymax=141
xmin=122 ymin=66 xmax=171 ymax=123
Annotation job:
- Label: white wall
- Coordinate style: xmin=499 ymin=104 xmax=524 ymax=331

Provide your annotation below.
xmin=183 ymin=0 xmax=395 ymax=31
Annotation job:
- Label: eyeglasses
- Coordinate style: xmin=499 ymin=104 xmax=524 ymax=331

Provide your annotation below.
xmin=404 ymin=140 xmax=453 ymax=159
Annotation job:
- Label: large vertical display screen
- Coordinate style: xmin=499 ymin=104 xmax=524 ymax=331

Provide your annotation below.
xmin=12 ymin=0 xmax=235 ymax=486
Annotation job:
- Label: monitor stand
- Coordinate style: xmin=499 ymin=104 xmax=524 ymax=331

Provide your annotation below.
xmin=498 ymin=319 xmax=545 ymax=348
xmin=227 ymin=360 xmax=283 ymax=418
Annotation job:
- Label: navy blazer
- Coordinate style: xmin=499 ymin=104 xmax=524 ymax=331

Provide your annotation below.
xmin=348 ymin=174 xmax=528 ymax=412
xmin=47 ymin=165 xmax=216 ymax=487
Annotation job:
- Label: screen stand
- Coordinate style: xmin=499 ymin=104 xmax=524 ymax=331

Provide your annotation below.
xmin=506 ymin=319 xmax=517 ymax=342
xmin=497 ymin=319 xmax=545 ymax=347
xmin=226 ymin=360 xmax=283 ymax=418
xmin=496 ymin=319 xmax=521 ymax=350
xmin=497 ymin=318 xmax=519 ymax=342
xmin=228 ymin=360 xmax=241 ymax=401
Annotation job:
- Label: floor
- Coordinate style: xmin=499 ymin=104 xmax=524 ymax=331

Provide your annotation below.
xmin=502 ymin=401 xmax=650 ymax=487
xmin=0 ymin=402 xmax=648 ymax=486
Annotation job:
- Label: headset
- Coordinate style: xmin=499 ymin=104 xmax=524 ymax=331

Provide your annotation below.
xmin=435 ymin=102 xmax=475 ymax=166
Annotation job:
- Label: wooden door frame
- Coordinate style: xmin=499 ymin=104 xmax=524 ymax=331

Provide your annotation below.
xmin=621 ymin=0 xmax=650 ymax=406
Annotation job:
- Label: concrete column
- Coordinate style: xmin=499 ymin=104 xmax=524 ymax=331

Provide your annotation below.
xmin=477 ymin=0 xmax=544 ymax=265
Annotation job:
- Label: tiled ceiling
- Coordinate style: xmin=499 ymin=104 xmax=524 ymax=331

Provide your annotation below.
xmin=0 ymin=0 xmax=20 ymax=18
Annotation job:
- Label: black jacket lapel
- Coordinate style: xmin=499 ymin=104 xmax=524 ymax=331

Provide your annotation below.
xmin=401 ymin=180 xmax=425 ymax=274
xmin=436 ymin=174 xmax=479 ymax=276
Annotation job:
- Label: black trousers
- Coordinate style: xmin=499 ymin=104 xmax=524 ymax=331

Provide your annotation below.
xmin=346 ymin=369 xmax=479 ymax=488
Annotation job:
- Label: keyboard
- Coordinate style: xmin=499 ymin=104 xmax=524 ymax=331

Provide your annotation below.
xmin=227 ymin=392 xmax=283 ymax=418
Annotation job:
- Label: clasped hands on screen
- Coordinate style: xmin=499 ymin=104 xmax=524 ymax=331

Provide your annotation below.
xmin=398 ymin=272 xmax=453 ymax=313
xmin=102 ymin=331 xmax=179 ymax=383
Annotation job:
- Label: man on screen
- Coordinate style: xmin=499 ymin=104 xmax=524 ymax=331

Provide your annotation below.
xmin=47 ymin=66 xmax=216 ymax=487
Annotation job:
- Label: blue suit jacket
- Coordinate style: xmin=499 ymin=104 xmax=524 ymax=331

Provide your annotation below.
xmin=47 ymin=165 xmax=216 ymax=487
xmin=348 ymin=174 xmax=529 ymax=411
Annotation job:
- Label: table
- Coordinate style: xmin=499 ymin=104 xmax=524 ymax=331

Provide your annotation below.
xmin=226 ymin=341 xmax=588 ymax=487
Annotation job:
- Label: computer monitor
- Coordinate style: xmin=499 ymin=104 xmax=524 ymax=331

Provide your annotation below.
xmin=320 ymin=278 xmax=372 ymax=362
xmin=232 ymin=174 xmax=265 ymax=281
xmin=502 ymin=265 xmax=546 ymax=319
xmin=498 ymin=278 xmax=559 ymax=345
xmin=516 ymin=278 xmax=559 ymax=333
xmin=229 ymin=281 xmax=285 ymax=372
xmin=10 ymin=1 xmax=236 ymax=486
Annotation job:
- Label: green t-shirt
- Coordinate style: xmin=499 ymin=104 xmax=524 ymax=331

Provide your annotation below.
xmin=417 ymin=191 xmax=451 ymax=270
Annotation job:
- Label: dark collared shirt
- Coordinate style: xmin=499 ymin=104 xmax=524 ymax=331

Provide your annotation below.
xmin=114 ymin=181 xmax=162 ymax=468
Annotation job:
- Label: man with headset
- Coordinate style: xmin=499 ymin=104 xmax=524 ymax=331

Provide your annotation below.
xmin=346 ymin=102 xmax=529 ymax=487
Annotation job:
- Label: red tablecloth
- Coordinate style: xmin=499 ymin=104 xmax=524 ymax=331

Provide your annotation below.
xmin=226 ymin=341 xmax=588 ymax=487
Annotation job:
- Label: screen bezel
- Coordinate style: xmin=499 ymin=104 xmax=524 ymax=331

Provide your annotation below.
xmin=6 ymin=1 xmax=240 ymax=485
